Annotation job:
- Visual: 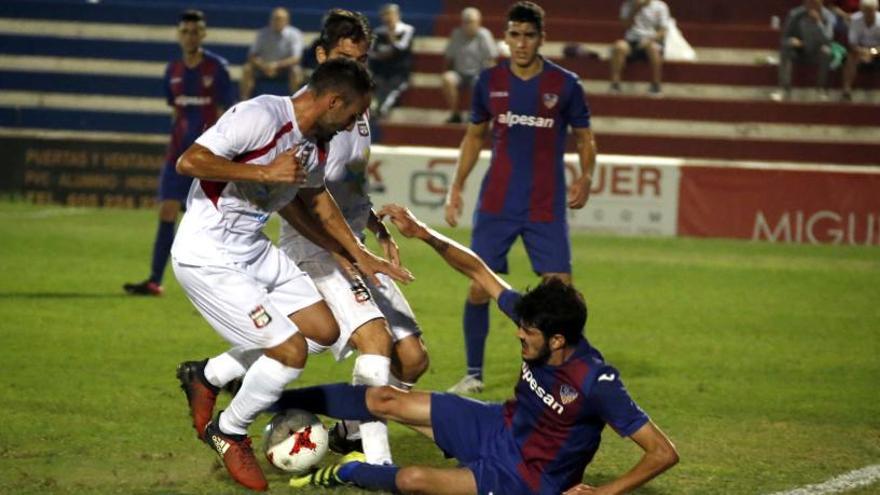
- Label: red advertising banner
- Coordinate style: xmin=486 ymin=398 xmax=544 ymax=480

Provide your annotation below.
xmin=678 ymin=166 xmax=880 ymax=246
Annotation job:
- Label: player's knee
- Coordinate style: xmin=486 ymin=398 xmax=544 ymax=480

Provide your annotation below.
xmin=365 ymin=385 xmax=402 ymax=418
xmin=265 ymin=333 xmax=308 ymax=368
xmin=395 ymin=466 xmax=431 ymax=493
xmin=467 ymin=282 xmax=491 ymax=304
xmin=396 ymin=343 xmax=429 ymax=382
xmin=350 ymin=319 xmax=393 ymax=356
xmin=293 ymin=302 xmax=340 ymax=347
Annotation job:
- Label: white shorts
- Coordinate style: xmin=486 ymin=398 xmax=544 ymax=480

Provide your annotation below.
xmin=294 ymin=251 xmax=421 ymax=361
xmin=172 ymin=243 xmax=323 ymax=350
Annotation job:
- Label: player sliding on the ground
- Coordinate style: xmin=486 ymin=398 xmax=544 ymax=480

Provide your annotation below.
xmin=274 ymin=204 xmax=678 ymax=494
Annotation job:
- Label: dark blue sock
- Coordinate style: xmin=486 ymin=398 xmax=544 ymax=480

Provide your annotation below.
xmin=463 ymin=301 xmax=489 ymax=381
xmin=270 ymin=383 xmax=375 ymax=421
xmin=338 ymin=461 xmax=399 ymax=492
xmin=149 ymin=220 xmax=175 ymax=284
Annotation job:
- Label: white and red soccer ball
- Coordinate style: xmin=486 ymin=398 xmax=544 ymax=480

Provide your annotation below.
xmin=263 ymin=409 xmax=329 ymax=474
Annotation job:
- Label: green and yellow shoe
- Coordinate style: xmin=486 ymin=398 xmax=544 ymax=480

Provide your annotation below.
xmin=289 ymin=451 xmax=366 ymax=489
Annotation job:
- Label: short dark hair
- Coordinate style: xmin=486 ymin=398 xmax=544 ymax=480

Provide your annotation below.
xmin=179 ymin=9 xmax=205 ymax=25
xmin=309 ymin=57 xmax=375 ymax=100
xmin=318 ymin=9 xmax=372 ymax=53
xmin=515 ymin=278 xmax=586 ymax=345
xmin=507 ymin=1 xmax=545 ymax=32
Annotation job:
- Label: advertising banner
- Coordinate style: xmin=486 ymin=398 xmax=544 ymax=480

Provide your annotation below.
xmin=678 ymin=165 xmax=880 ymax=246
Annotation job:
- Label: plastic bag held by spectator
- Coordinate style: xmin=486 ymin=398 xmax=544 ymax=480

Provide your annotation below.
xmin=664 ymin=19 xmax=696 ymax=61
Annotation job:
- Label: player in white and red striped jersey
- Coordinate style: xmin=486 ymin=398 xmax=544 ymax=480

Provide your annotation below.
xmin=276 ymin=9 xmax=430 ymax=467
xmin=170 ymin=58 xmax=412 ymax=492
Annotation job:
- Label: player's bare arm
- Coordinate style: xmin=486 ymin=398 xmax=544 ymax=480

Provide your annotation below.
xmin=277 ymin=197 xmax=347 ymax=257
xmin=367 ymin=208 xmax=401 ymax=266
xmin=445 ymin=121 xmax=489 ymax=226
xmin=568 ymin=127 xmax=597 ymax=209
xmin=379 ymin=203 xmax=509 ymax=300
xmin=177 ymin=143 xmax=307 ymax=184
xmin=563 ymin=421 xmax=678 ymax=495
xmin=298 ymin=187 xmax=413 ymax=285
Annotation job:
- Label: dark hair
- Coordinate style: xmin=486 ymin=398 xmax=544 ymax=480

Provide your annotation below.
xmin=507 ymin=1 xmax=545 ymax=32
xmin=179 ymin=9 xmax=205 ymax=25
xmin=515 ymin=278 xmax=586 ymax=345
xmin=318 ymin=9 xmax=372 ymax=53
xmin=309 ymin=57 xmax=375 ymax=100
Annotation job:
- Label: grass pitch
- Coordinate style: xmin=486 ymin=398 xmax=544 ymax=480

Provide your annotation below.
xmin=0 ymin=201 xmax=878 ymax=494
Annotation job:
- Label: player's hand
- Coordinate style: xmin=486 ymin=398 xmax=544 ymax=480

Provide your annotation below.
xmin=562 ymin=484 xmax=615 ymax=495
xmin=444 ymin=186 xmax=463 ymax=227
xmin=567 ymin=176 xmax=592 ymax=209
xmin=331 ymin=251 xmax=360 ymax=282
xmin=263 ymin=148 xmax=307 ymax=185
xmin=353 ymin=248 xmax=414 ymax=286
xmin=376 ymin=231 xmax=401 ymax=267
xmin=377 ymin=204 xmax=427 ymax=239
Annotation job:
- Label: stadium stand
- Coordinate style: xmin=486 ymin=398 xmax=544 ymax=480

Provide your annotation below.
xmin=0 ymin=0 xmax=878 ymax=166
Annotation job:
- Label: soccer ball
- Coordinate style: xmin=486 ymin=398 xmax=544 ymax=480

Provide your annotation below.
xmin=263 ymin=409 xmax=329 ymax=474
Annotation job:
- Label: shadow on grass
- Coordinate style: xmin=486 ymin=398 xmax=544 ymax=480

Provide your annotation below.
xmin=0 ymin=292 xmax=129 ymax=299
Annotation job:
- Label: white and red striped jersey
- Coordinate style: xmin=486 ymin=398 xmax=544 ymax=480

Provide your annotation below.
xmin=279 ymin=111 xmax=372 ymax=261
xmin=172 ymin=94 xmax=326 ymax=265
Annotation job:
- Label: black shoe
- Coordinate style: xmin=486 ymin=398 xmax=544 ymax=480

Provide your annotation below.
xmin=328 ymin=421 xmax=363 ymax=455
xmin=609 ymin=82 xmax=622 ymax=93
xmin=123 ymin=279 xmax=163 ymax=296
xmin=445 ymin=113 xmax=463 ymax=124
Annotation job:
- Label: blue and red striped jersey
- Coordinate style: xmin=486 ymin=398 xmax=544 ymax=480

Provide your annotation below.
xmin=163 ymin=49 xmax=234 ymax=163
xmin=497 ymin=289 xmax=649 ymax=494
xmin=471 ymin=59 xmax=591 ymax=223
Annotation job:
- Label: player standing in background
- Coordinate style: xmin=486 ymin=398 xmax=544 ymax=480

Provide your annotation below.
xmin=171 ymin=59 xmax=412 ymax=491
xmin=444 ymin=1 xmax=597 ymax=394
xmin=282 ymin=204 xmax=678 ymax=495
xmin=123 ymin=9 xmax=234 ymax=296
xmin=278 ymin=9 xmax=429 ymax=466
xmin=122 ymin=10 xmax=235 ymax=296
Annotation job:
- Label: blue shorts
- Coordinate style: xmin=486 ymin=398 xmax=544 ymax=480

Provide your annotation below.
xmin=471 ymin=213 xmax=571 ymax=275
xmin=431 ymin=393 xmax=532 ymax=495
xmin=158 ymin=159 xmax=193 ymax=202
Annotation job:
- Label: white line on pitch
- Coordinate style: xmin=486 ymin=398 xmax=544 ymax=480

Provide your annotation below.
xmin=766 ymin=464 xmax=880 ymax=495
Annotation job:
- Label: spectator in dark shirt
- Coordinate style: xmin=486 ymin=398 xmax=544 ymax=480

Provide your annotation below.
xmin=369 ymin=3 xmax=415 ymax=118
xmin=773 ymin=0 xmax=837 ymax=101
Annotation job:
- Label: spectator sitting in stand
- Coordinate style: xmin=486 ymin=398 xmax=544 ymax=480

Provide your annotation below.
xmin=240 ymin=7 xmax=304 ymax=99
xmin=369 ymin=3 xmax=415 ymax=118
xmin=842 ymin=0 xmax=880 ymax=100
xmin=441 ymin=7 xmax=498 ymax=124
xmin=609 ymin=0 xmax=671 ymax=96
xmin=772 ymin=0 xmax=837 ymax=101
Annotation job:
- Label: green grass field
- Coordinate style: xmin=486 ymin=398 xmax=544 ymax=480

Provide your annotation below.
xmin=0 ymin=200 xmax=878 ymax=495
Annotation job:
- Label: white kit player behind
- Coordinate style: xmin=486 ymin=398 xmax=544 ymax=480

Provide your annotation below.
xmin=170 ymin=58 xmax=412 ymax=492
xmin=278 ymin=10 xmax=430 ymax=466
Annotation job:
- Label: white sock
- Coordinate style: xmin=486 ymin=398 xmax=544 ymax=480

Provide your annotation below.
xmin=204 ymin=352 xmax=247 ymax=388
xmin=219 ymin=355 xmax=301 ymax=436
xmin=352 ymin=354 xmax=392 ymax=464
xmin=388 ymin=374 xmax=415 ymax=392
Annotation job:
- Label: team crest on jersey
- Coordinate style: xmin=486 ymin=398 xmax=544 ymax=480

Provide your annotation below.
xmin=357 ymin=118 xmax=369 ymax=137
xmin=248 ymin=305 xmax=272 ymax=329
xmin=543 ymin=93 xmax=559 ymax=109
xmin=559 ymin=384 xmax=579 ymax=405
xmin=202 ymin=75 xmax=214 ymax=88
xmin=350 ymin=278 xmax=371 ymax=303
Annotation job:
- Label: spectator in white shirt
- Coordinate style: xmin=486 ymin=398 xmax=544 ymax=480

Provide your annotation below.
xmin=610 ymin=0 xmax=671 ymax=95
xmin=240 ymin=7 xmax=304 ymax=99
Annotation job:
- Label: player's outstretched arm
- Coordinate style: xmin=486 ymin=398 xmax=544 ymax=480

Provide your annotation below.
xmin=298 ymin=188 xmax=413 ymax=285
xmin=445 ymin=121 xmax=488 ymax=227
xmin=177 ymin=144 xmax=307 ymax=184
xmin=367 ymin=208 xmax=401 ymax=266
xmin=564 ymin=421 xmax=678 ymax=495
xmin=378 ymin=204 xmax=510 ymax=300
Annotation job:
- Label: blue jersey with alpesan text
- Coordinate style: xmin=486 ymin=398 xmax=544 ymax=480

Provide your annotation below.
xmin=495 ymin=290 xmax=649 ymax=494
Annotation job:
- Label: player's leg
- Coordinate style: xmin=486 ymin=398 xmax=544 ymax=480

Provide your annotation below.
xmin=391 ymin=334 xmax=429 ymax=387
xmin=172 ymin=259 xmax=316 ymax=491
xmin=449 ymin=215 xmax=518 ymax=394
xmin=124 ymin=160 xmax=190 ymax=296
xmin=442 ymin=70 xmax=462 ymax=123
xmin=369 ymin=273 xmax=428 ymax=388
xmin=644 ymin=40 xmax=664 ymax=94
xmin=523 ymin=219 xmax=573 ymax=285
xmin=609 ymin=39 xmax=631 ymax=90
